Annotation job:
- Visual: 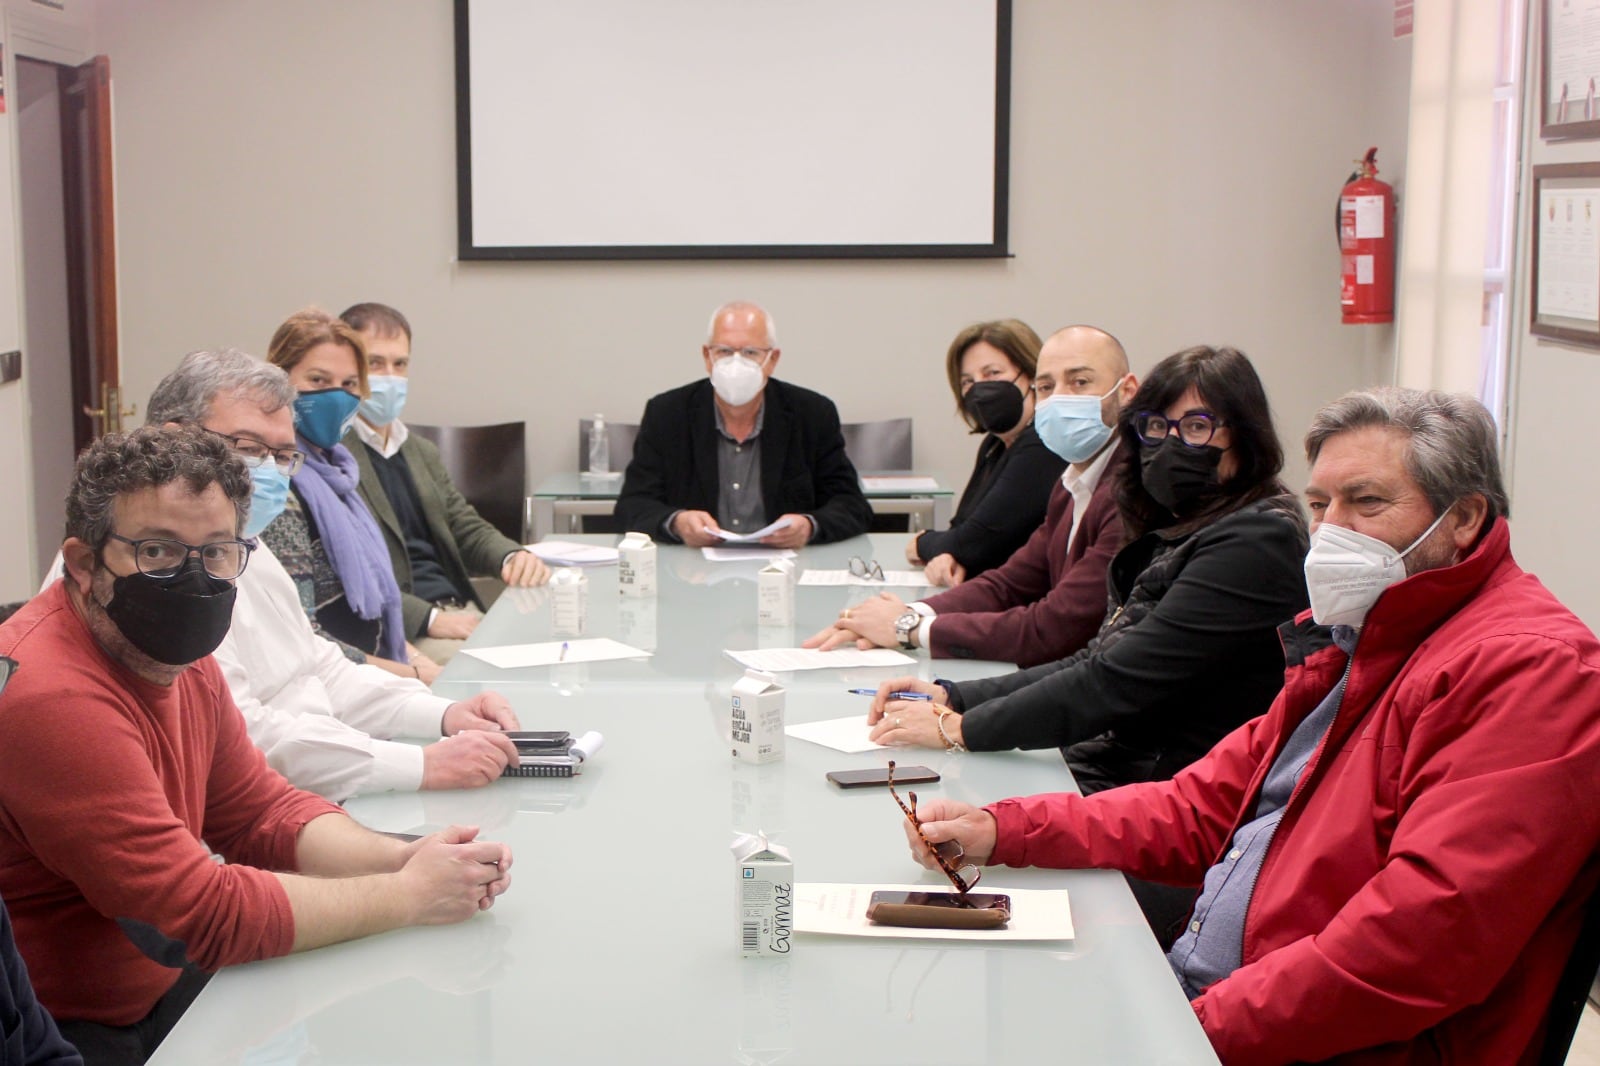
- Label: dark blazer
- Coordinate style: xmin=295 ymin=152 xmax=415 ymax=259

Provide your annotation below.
xmin=347 ymin=429 xmax=524 ymax=637
xmin=0 ymin=898 xmax=79 ymax=1065
xmin=912 ymin=424 xmax=1065 ymax=577
xmin=616 ymin=378 xmax=871 ymax=543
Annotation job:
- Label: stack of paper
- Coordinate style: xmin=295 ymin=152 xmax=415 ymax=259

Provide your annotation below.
xmin=797 ymin=569 xmax=932 ymax=588
xmin=527 ymin=541 xmax=620 ymax=566
xmin=711 ymin=517 xmax=793 ymax=544
xmin=724 ymin=647 xmax=914 ymax=672
xmin=461 ymin=638 xmax=650 ymax=669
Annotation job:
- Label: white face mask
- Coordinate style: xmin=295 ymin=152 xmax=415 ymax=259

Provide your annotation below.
xmin=709 ymin=353 xmax=768 ymax=407
xmin=1302 ymin=504 xmax=1454 ymax=628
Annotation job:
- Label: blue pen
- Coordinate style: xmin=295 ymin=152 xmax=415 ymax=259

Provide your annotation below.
xmin=559 ymin=642 xmax=570 ymax=662
xmin=846 ymin=688 xmax=933 ymax=701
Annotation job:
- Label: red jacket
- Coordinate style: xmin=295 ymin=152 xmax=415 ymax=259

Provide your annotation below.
xmin=922 ymin=457 xmax=1122 ymax=667
xmin=987 ymin=519 xmax=1600 ymax=1065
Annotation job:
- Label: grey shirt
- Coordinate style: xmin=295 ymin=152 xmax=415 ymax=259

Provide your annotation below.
xmin=714 ymin=401 xmax=766 ymax=534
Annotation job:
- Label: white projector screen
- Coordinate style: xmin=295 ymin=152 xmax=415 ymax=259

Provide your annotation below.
xmin=455 ymin=0 xmax=1011 ymax=260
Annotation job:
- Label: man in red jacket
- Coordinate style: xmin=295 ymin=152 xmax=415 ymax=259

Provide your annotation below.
xmin=805 ymin=325 xmax=1136 ymax=667
xmin=905 ymin=387 xmax=1600 ymax=1065
xmin=0 ymin=426 xmax=514 ymax=1065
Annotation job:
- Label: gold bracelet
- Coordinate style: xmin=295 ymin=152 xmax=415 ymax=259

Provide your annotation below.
xmin=935 ymin=706 xmax=967 ymax=753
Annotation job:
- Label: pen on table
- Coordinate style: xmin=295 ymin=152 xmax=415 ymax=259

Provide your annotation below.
xmin=846 ymin=688 xmax=933 ymax=701
xmin=559 ymin=641 xmax=569 ymax=662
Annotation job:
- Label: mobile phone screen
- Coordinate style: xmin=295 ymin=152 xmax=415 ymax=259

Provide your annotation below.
xmin=826 ymin=766 xmax=939 ymax=789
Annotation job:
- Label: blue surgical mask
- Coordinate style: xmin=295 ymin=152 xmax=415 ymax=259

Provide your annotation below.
xmin=359 ymin=375 xmax=408 ymax=427
xmin=241 ymin=459 xmax=292 ymax=539
xmin=293 ymin=388 xmax=362 ymax=450
xmin=1034 ymin=375 xmax=1126 ymax=463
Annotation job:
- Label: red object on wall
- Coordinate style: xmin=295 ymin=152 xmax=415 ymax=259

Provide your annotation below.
xmin=1340 ymin=148 xmax=1396 ymax=324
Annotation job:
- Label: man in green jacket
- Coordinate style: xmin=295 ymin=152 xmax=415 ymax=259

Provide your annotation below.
xmin=341 ymin=302 xmax=549 ymax=663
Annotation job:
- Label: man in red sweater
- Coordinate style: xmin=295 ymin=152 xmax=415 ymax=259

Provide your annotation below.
xmin=806 ymin=325 xmax=1136 ymax=667
xmin=0 ymin=427 xmax=514 ymax=1065
xmin=902 ymin=388 xmax=1600 ymax=1065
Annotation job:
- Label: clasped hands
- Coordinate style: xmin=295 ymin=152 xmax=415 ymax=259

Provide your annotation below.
xmin=670 ymin=510 xmax=813 ymax=549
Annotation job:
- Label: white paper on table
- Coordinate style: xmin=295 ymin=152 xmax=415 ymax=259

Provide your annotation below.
xmin=785 ymin=715 xmax=885 ymax=753
xmin=712 ymin=517 xmax=793 ymax=543
xmin=797 ymin=569 xmax=932 ymax=588
xmin=860 ymin=475 xmax=940 ymax=491
xmin=526 ymin=540 xmax=620 ymax=566
xmin=794 ymin=883 xmax=1073 ymax=942
xmin=724 ymin=647 xmax=914 ymax=672
xmin=460 ymin=638 xmax=651 ymax=669
xmin=701 ymin=547 xmax=798 ymax=563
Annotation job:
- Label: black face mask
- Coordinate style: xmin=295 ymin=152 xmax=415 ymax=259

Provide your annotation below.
xmin=963 ymin=379 xmax=1025 ymax=434
xmin=1139 ymin=436 xmax=1225 ymax=514
xmin=98 ymin=557 xmax=237 ymax=666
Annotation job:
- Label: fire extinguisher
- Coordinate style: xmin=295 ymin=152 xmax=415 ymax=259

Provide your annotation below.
xmin=1338 ymin=147 xmax=1395 ymax=324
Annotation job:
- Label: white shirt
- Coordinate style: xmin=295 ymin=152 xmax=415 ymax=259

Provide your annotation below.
xmin=42 ymin=543 xmax=451 ymax=803
xmin=351 ymin=417 xmax=409 ymax=460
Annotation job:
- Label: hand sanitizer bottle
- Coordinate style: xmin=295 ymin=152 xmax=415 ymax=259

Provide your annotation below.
xmin=589 ymin=414 xmax=609 ymax=476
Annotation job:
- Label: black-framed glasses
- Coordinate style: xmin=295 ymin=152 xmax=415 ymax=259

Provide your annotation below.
xmin=849 ymin=556 xmax=885 ymax=581
xmin=887 ymin=761 xmax=981 ymax=895
xmin=0 ymin=657 xmax=15 ymax=698
xmin=1133 ymin=410 xmax=1226 ymax=449
xmin=104 ymin=533 xmax=255 ymax=581
xmin=201 ymin=428 xmax=305 ymax=476
xmin=706 ymin=345 xmax=774 ymax=363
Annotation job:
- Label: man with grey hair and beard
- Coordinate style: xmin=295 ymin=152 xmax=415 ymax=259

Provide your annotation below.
xmin=898 ymin=387 xmax=1600 ymax=1064
xmin=0 ymin=426 xmax=513 ymax=1064
xmin=43 ymin=350 xmax=521 ymax=801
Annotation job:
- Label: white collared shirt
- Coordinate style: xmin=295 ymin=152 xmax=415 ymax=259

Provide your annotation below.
xmin=352 ymin=417 xmax=409 ymax=460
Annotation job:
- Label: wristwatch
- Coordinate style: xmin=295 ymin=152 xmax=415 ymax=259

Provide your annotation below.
xmin=894 ymin=610 xmax=921 ymax=650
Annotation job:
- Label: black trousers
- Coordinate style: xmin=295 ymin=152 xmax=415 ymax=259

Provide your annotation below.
xmin=55 ymin=965 xmax=211 ymax=1066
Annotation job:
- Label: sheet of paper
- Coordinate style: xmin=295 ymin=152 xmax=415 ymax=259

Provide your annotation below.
xmin=794 ymin=883 xmax=1074 ymax=942
xmin=724 ymin=647 xmax=914 ymax=672
xmin=860 ymin=475 xmax=940 ymax=491
xmin=701 ymin=547 xmax=797 ymax=562
xmin=1538 ymin=186 xmax=1600 ymax=323
xmin=526 ymin=540 xmax=620 ymax=566
xmin=797 ymin=569 xmax=932 ymax=588
xmin=712 ymin=517 xmax=793 ymax=543
xmin=460 ymin=638 xmax=650 ymax=669
xmin=785 ymin=715 xmax=886 ymax=753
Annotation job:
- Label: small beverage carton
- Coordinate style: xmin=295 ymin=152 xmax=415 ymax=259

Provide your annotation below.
xmin=732 ymin=831 xmax=793 ymax=957
xmin=549 ymin=567 xmax=588 ymax=636
xmin=731 ymin=669 xmax=786 ymax=764
xmin=617 ymin=531 xmax=657 ymax=597
xmin=756 ymin=558 xmax=795 ymax=626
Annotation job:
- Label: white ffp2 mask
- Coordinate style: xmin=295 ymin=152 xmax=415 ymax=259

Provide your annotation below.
xmin=1302 ymin=505 xmax=1454 ymax=628
xmin=710 ymin=354 xmax=767 ymax=407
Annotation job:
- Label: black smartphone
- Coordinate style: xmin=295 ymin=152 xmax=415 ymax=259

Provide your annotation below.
xmin=826 ymin=765 xmax=938 ymax=789
xmin=506 ymin=730 xmax=572 ymax=753
xmin=866 ymin=890 xmax=1011 ymax=929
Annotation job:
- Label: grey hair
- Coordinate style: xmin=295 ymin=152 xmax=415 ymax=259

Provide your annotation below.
xmin=65 ymin=424 xmax=253 ymax=549
xmin=145 ymin=348 xmax=295 ymax=426
xmin=705 ymin=301 xmax=778 ymax=347
xmin=1305 ymin=386 xmax=1509 ymax=520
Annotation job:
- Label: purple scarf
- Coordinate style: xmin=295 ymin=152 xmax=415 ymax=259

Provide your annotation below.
xmin=292 ymin=436 xmax=407 ymax=661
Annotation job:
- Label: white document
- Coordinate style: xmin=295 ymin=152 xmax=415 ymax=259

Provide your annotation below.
xmin=860 ymin=475 xmax=940 ymax=491
xmin=712 ymin=517 xmax=793 ymax=543
xmin=797 ymin=569 xmax=932 ymax=588
xmin=527 ymin=540 xmax=621 ymax=566
xmin=724 ymin=647 xmax=914 ymax=672
xmin=701 ymin=547 xmax=797 ymax=562
xmin=460 ymin=638 xmax=651 ymax=669
xmin=794 ymin=883 xmax=1074 ymax=942
xmin=785 ymin=715 xmax=885 ymax=753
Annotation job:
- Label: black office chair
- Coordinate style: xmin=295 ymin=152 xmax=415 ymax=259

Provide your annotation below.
xmin=408 ymin=421 xmax=528 ymax=543
xmin=1537 ymin=869 xmax=1600 ymax=1065
xmin=0 ymin=602 xmax=24 ymax=625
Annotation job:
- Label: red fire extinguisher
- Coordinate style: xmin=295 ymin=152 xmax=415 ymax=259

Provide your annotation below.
xmin=1339 ymin=147 xmax=1395 ymax=324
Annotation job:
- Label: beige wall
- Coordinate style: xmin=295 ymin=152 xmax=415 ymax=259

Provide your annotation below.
xmin=77 ymin=0 xmax=1411 ymax=523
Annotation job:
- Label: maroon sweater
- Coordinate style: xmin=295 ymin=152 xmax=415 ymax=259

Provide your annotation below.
xmin=922 ymin=463 xmax=1122 ymax=667
xmin=0 ymin=583 xmax=341 ymax=1025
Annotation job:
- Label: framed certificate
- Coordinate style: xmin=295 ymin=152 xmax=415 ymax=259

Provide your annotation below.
xmin=1532 ymin=163 xmax=1600 ymax=346
xmin=1543 ymin=0 xmax=1600 ymax=139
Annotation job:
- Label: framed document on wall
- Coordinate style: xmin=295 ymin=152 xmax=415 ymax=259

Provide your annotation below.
xmin=1543 ymin=0 xmax=1600 ymax=139
xmin=1532 ymin=163 xmax=1600 ymax=346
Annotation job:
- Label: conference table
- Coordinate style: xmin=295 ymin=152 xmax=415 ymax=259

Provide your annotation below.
xmin=150 ymin=534 xmax=1220 ymax=1065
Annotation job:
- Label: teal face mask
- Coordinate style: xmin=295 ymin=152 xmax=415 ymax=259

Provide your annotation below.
xmin=359 ymin=375 xmax=408 ymax=427
xmin=293 ymin=388 xmax=362 ymax=450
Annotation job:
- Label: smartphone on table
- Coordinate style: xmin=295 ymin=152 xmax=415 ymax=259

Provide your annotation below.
xmin=866 ymin=890 xmax=1011 ymax=929
xmin=825 ymin=766 xmax=938 ymax=789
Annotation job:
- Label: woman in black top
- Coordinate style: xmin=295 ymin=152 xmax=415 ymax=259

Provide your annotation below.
xmin=908 ymin=320 xmax=1066 ymax=586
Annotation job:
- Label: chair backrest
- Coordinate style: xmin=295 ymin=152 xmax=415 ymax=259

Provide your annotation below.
xmin=841 ymin=417 xmax=913 ymax=472
xmin=1537 ymin=872 xmax=1600 ymax=1065
xmin=577 ymin=419 xmax=642 ymax=473
xmin=408 ymin=421 xmax=527 ymax=543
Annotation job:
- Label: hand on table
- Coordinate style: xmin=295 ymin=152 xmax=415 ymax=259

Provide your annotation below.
xmin=442 ymin=691 xmax=520 ymax=734
xmin=398 ymin=824 xmax=514 ymax=921
xmin=671 ymin=510 xmax=724 ymax=548
xmin=501 ymin=549 xmax=551 ymax=587
xmin=761 ymin=514 xmax=813 ymax=549
xmin=801 ymin=591 xmax=908 ymax=650
xmin=406 ymin=646 xmax=443 ymax=685
xmin=902 ymin=798 xmax=997 ymax=869
xmin=428 ymin=611 xmax=480 ymax=640
xmin=421 ymin=731 xmax=519 ymax=789
xmin=869 ymin=697 xmax=961 ymax=750
xmin=922 ymin=553 xmax=967 ymax=588
xmin=904 ymin=535 xmax=925 ymax=566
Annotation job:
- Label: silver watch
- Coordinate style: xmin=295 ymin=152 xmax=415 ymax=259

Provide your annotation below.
xmin=894 ymin=610 xmax=920 ymax=650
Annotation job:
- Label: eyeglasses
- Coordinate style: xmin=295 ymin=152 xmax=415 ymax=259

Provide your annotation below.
xmin=202 ymin=429 xmax=305 ymax=476
xmin=0 ymin=657 xmax=15 ymax=698
xmin=848 ymin=556 xmax=885 ymax=581
xmin=104 ymin=533 xmax=255 ymax=581
xmin=707 ymin=345 xmax=774 ymax=363
xmin=1133 ymin=410 xmax=1226 ymax=449
xmin=887 ymin=760 xmax=981 ymax=895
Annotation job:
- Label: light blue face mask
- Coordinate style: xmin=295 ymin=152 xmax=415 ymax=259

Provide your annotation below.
xmin=242 ymin=459 xmax=292 ymax=539
xmin=1034 ymin=375 xmax=1127 ymax=463
xmin=359 ymin=375 xmax=408 ymax=427
xmin=293 ymin=388 xmax=362 ymax=450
